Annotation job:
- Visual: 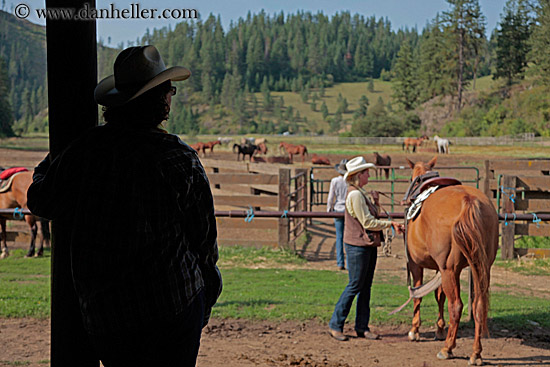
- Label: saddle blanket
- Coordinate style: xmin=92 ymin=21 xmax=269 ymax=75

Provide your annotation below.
xmin=406 ymin=185 xmax=439 ymax=221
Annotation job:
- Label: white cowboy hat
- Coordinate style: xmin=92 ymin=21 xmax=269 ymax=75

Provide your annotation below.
xmin=334 ymin=158 xmax=348 ymax=175
xmin=343 ymin=156 xmax=376 ymax=181
xmin=94 ymin=45 xmax=191 ymax=107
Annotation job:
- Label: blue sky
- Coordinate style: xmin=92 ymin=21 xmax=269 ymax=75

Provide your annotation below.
xmin=8 ymin=0 xmax=507 ymax=46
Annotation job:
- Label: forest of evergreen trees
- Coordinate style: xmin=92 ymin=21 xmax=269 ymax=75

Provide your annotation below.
xmin=1 ymin=0 xmax=550 ymax=137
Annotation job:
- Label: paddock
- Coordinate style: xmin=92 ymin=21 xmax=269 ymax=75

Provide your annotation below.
xmin=1 ymin=144 xmax=549 ymax=367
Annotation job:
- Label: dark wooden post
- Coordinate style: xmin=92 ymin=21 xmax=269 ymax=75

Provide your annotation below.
xmin=278 ymin=168 xmax=290 ymax=249
xmin=501 ymin=175 xmax=517 ymax=260
xmin=46 ymin=1 xmax=99 ymax=365
xmin=483 ymin=160 xmax=492 ymax=199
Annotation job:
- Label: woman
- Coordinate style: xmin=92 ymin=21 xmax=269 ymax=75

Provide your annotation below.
xmin=328 ymin=156 xmax=404 ymax=341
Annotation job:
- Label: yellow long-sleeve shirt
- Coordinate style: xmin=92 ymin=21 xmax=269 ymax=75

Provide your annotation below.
xmin=345 ymin=187 xmax=392 ymax=231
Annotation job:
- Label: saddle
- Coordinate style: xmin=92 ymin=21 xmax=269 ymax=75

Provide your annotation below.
xmin=402 ymin=172 xmax=462 ymax=221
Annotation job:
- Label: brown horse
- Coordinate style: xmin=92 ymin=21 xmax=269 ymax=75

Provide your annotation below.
xmin=373 ymin=152 xmax=391 ymax=180
xmin=190 ymin=142 xmax=204 ymax=155
xmin=202 ymin=140 xmax=220 ymax=154
xmin=403 ymin=135 xmax=429 ymax=153
xmin=311 ymin=154 xmax=331 ymax=165
xmin=0 ymin=171 xmax=50 ymax=258
xmin=279 ymin=142 xmax=308 ymax=163
xmin=404 ymin=157 xmax=498 ymax=366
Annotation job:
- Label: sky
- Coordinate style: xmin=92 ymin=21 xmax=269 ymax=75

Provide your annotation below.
xmin=7 ymin=0 xmax=508 ymax=46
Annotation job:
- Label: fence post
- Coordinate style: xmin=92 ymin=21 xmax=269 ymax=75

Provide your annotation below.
xmin=501 ymin=175 xmax=517 ymax=260
xmin=483 ymin=160 xmax=492 ymax=200
xmin=296 ymin=168 xmax=308 ymax=235
xmin=278 ymin=168 xmax=290 ymax=249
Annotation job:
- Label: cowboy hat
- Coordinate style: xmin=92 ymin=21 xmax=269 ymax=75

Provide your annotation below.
xmin=94 ymin=45 xmax=191 ymax=107
xmin=334 ymin=159 xmax=348 ymax=175
xmin=343 ymin=156 xmax=376 ymax=181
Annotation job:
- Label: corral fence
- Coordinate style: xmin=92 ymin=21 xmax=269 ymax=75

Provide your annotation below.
xmin=484 ymin=159 xmax=550 ymax=259
xmin=310 ymin=165 xmax=480 ymax=214
xmin=201 ymin=159 xmax=307 ymax=250
xmin=193 ymin=133 xmax=550 ymax=146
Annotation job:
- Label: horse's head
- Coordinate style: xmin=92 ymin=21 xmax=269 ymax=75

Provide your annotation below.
xmin=406 ymin=156 xmax=437 ymax=180
xmin=421 ymin=135 xmax=430 ymax=141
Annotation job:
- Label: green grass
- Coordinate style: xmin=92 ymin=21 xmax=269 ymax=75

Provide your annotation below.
xmin=0 ymin=249 xmax=51 ymax=318
xmin=1 ymin=246 xmax=549 ymax=331
xmin=516 ymin=236 xmax=550 ymax=249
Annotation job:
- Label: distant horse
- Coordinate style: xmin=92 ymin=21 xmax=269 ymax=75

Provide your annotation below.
xmin=403 ymin=157 xmax=498 ymax=366
xmin=233 ymin=143 xmax=259 ymax=161
xmin=0 ymin=171 xmax=50 ymax=258
xmin=241 ymin=137 xmax=255 ymax=145
xmin=279 ymin=142 xmax=308 ymax=163
xmin=433 ymin=135 xmax=450 ymax=154
xmin=256 ymin=142 xmax=268 ymax=155
xmin=311 ymin=154 xmax=331 ymax=165
xmin=202 ymin=140 xmax=221 ymax=154
xmin=217 ymin=137 xmax=233 ymax=145
xmin=403 ymin=135 xmax=429 ymax=153
xmin=190 ymin=142 xmax=204 ymax=155
xmin=373 ymin=152 xmax=392 ymax=180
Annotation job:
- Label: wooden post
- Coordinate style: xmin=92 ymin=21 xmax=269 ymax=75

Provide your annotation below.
xmin=296 ymin=168 xmax=308 ymax=237
xmin=501 ymin=175 xmax=517 ymax=260
xmin=46 ymin=1 xmax=99 ymax=366
xmin=483 ymin=160 xmax=492 ymax=199
xmin=278 ymin=168 xmax=290 ymax=249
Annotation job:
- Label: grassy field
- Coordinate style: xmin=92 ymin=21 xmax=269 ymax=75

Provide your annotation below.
xmin=1 ymin=246 xmax=549 ymax=332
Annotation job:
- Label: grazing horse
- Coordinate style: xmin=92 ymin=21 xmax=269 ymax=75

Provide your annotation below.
xmin=373 ymin=152 xmax=392 ymax=180
xmin=279 ymin=142 xmax=308 ymax=163
xmin=190 ymin=142 xmax=204 ymax=155
xmin=233 ymin=143 xmax=259 ymax=161
xmin=217 ymin=137 xmax=233 ymax=145
xmin=433 ymin=135 xmax=450 ymax=154
xmin=311 ymin=154 xmax=331 ymax=165
xmin=256 ymin=142 xmax=268 ymax=155
xmin=403 ymin=135 xmax=429 ymax=153
xmin=202 ymin=140 xmax=221 ymax=154
xmin=404 ymin=157 xmax=498 ymax=366
xmin=0 ymin=171 xmax=50 ymax=258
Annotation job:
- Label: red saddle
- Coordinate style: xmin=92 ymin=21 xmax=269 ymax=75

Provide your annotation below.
xmin=0 ymin=167 xmax=28 ymax=180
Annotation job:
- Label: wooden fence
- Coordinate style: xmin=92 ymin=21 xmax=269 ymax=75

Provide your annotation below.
xmin=484 ymin=159 xmax=550 ymax=259
xmin=201 ymin=159 xmax=306 ymax=249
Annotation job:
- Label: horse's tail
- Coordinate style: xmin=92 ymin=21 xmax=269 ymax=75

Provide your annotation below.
xmin=232 ymin=143 xmax=238 ymax=153
xmin=402 ymin=141 xmax=405 ymax=150
xmin=304 ymin=146 xmax=308 ymax=156
xmin=451 ymin=194 xmax=491 ymax=336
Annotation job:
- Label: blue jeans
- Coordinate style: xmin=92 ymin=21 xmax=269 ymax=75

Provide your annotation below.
xmin=329 ymin=244 xmax=377 ymax=333
xmin=334 ymin=217 xmax=345 ymax=268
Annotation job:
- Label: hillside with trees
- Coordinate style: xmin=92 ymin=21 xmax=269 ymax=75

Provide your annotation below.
xmin=1 ymin=0 xmax=550 ymax=137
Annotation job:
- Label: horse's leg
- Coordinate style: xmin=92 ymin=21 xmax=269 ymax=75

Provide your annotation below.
xmin=35 ymin=219 xmax=44 ymax=257
xmin=434 ymin=285 xmax=447 ymax=340
xmin=408 ymin=262 xmax=423 ymax=341
xmin=0 ymin=218 xmax=8 ymax=259
xmin=24 ymin=215 xmax=37 ymax=258
xmin=437 ymin=269 xmax=462 ymax=360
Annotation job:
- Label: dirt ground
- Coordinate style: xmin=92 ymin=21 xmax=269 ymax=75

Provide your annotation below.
xmin=1 ymin=147 xmax=550 ymax=366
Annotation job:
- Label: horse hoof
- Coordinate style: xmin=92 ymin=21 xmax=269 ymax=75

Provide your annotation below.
xmin=468 ymin=356 xmax=483 ymax=366
xmin=408 ymin=331 xmax=420 ymax=341
xmin=436 ymin=350 xmax=453 ymax=360
xmin=0 ymin=251 xmax=8 ymax=259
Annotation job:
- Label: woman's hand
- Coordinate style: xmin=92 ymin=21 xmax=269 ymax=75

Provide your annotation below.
xmin=391 ymin=221 xmax=405 ymax=234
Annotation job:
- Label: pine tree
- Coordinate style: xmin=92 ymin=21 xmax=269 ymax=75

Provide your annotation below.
xmin=392 ymin=41 xmax=419 ymax=110
xmin=442 ymin=0 xmax=487 ymax=110
xmin=0 ymin=57 xmax=14 ymax=137
xmin=320 ymin=101 xmax=329 ymax=120
xmin=529 ymin=0 xmax=550 ymax=85
xmin=494 ymin=0 xmax=533 ymax=86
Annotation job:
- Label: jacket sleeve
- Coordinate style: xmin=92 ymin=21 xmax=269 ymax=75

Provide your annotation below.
xmin=326 ymin=178 xmax=336 ymax=212
xmin=346 ymin=191 xmax=392 ymax=231
xmin=27 ymin=152 xmax=75 ymax=220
